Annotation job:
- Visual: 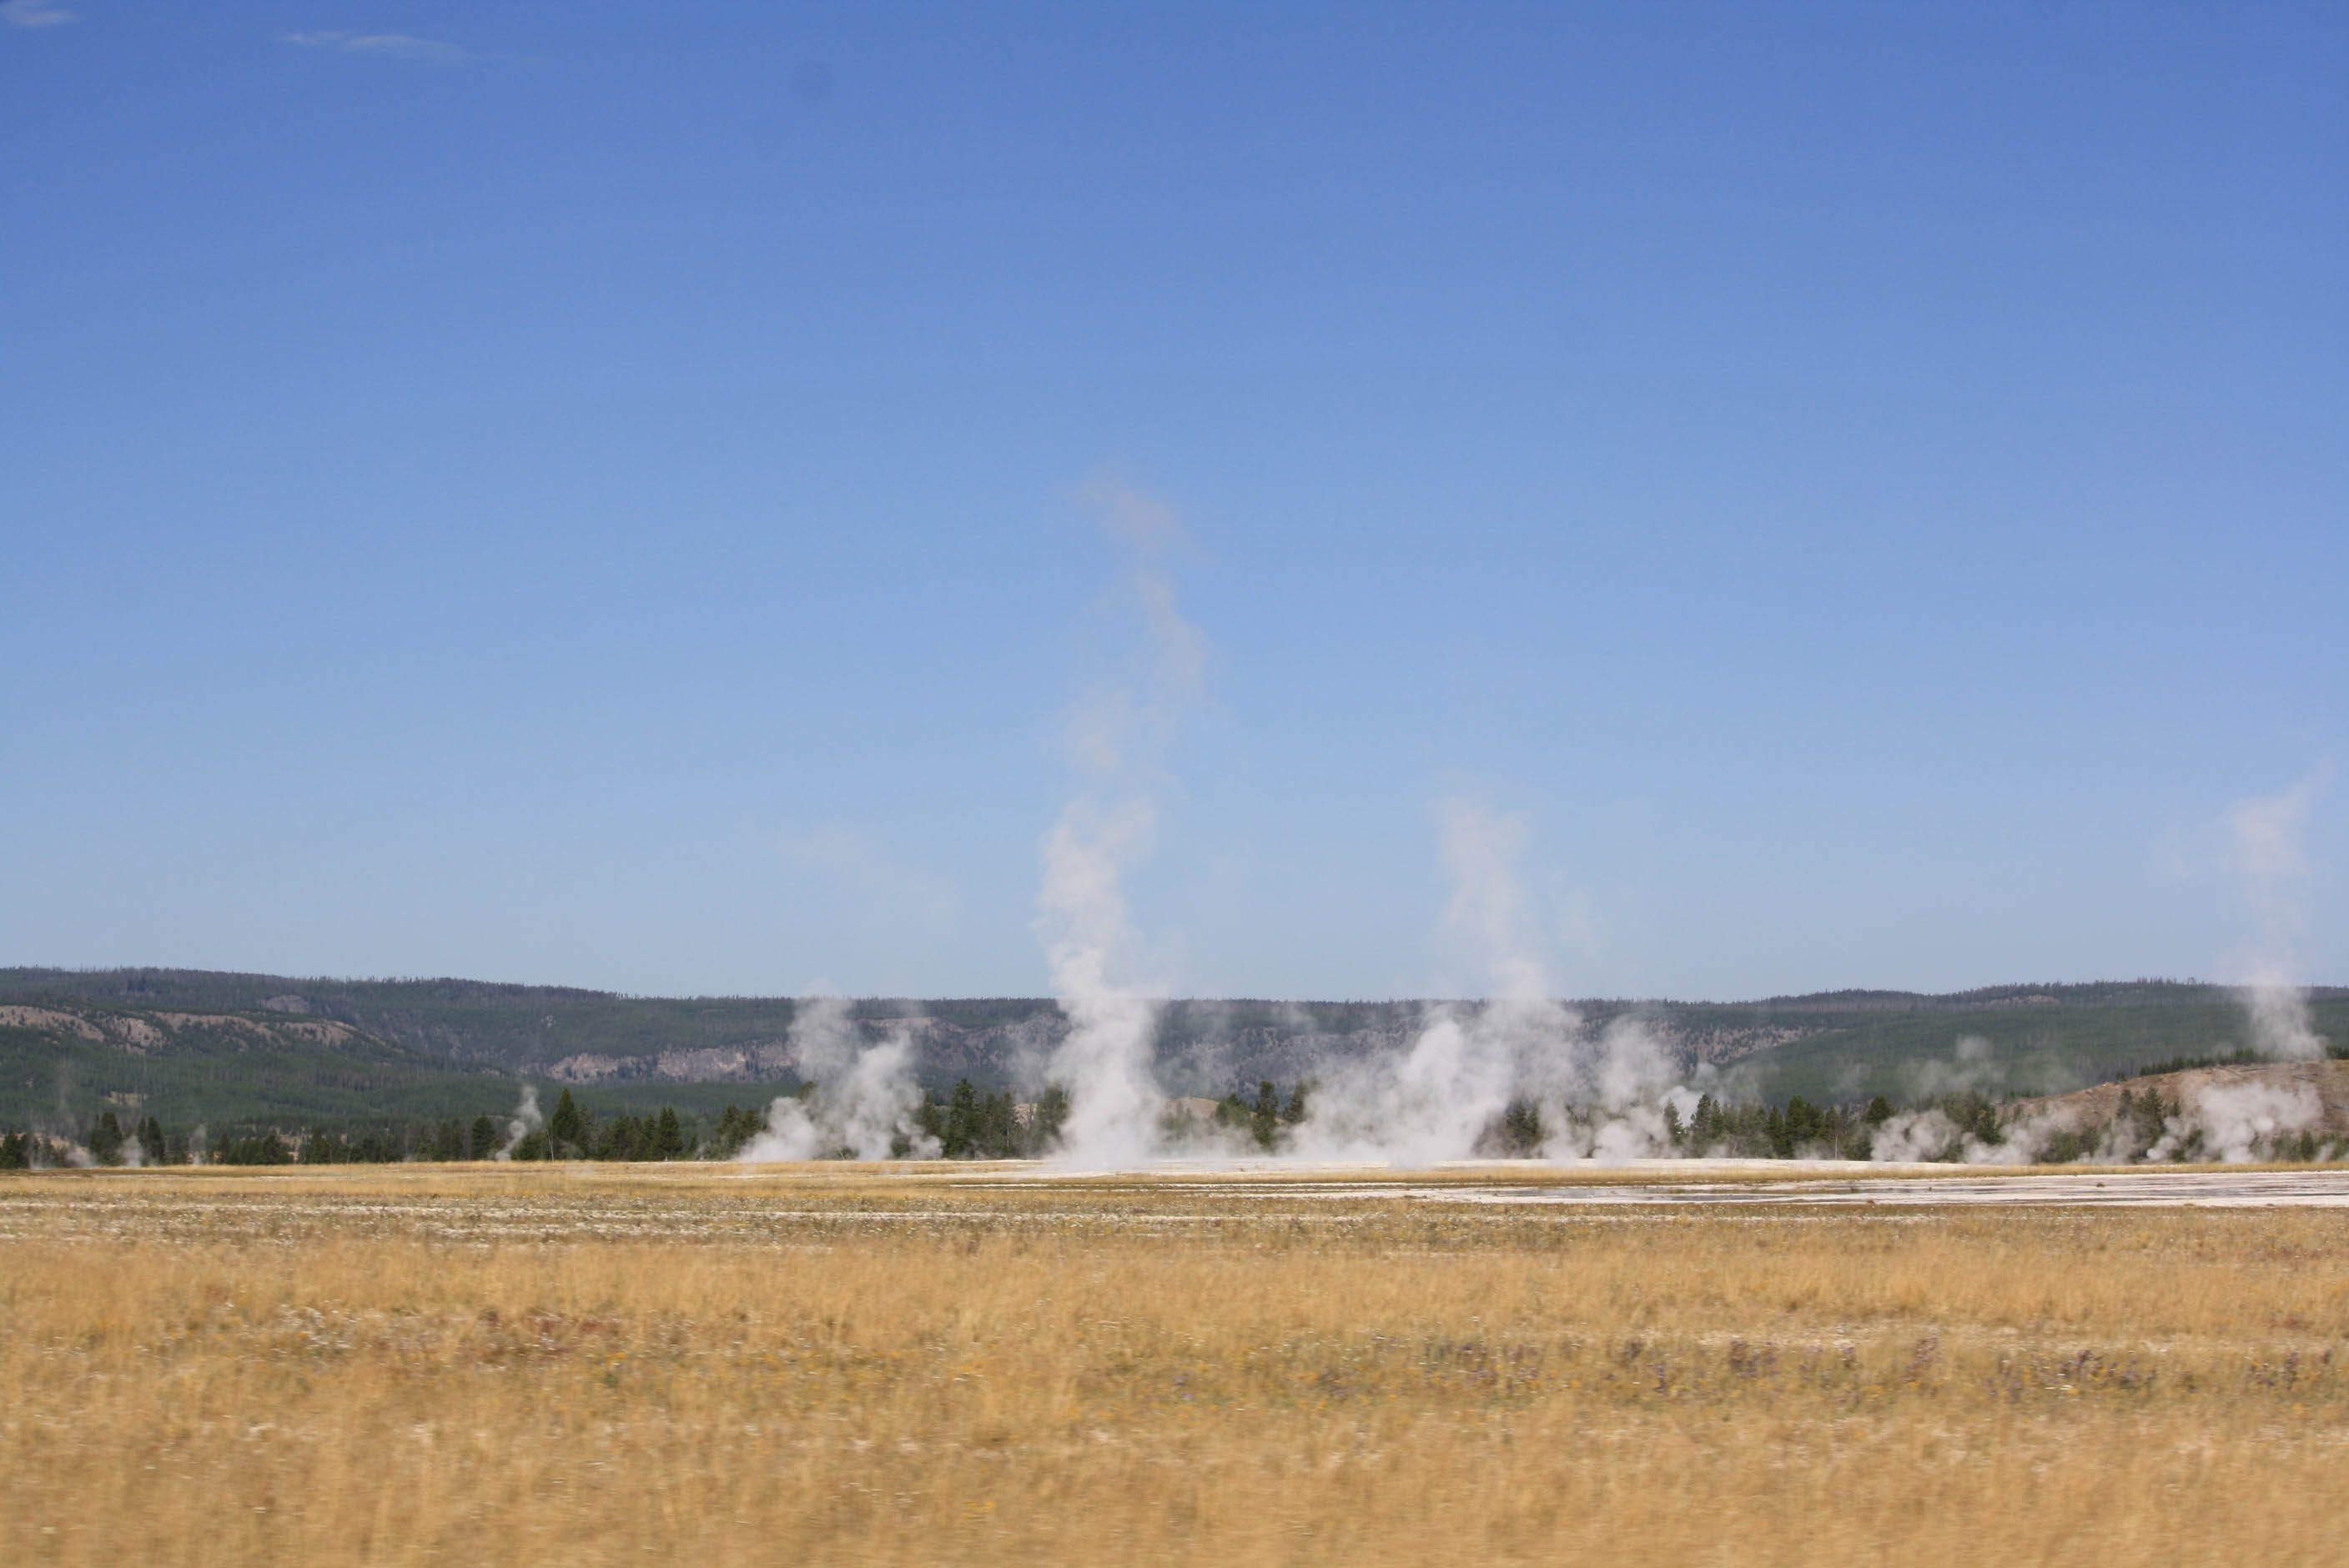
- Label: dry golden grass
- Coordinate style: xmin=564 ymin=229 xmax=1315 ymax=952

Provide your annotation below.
xmin=4 ymin=1164 xmax=2347 ymax=1565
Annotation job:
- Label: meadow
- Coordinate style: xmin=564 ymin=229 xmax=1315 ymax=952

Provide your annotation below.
xmin=3 ymin=1163 xmax=2346 ymax=1565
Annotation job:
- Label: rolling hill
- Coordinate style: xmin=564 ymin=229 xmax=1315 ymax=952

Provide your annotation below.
xmin=0 ymin=967 xmax=2336 ymax=1132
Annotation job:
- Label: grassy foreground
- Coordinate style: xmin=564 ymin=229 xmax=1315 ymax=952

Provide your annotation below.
xmin=3 ymin=1166 xmax=2346 ymax=1565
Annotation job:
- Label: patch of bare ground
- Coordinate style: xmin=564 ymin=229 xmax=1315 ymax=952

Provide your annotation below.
xmin=2014 ymin=1059 xmax=2349 ymax=1134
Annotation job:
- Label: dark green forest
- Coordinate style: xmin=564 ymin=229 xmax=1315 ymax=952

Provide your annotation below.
xmin=0 ymin=967 xmax=2340 ymax=1168
xmin=10 ymin=967 xmax=2339 ymax=1113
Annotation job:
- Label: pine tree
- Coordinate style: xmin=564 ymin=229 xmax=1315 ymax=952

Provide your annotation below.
xmin=137 ymin=1115 xmax=166 ymax=1164
xmin=943 ymin=1079 xmax=980 ymax=1158
xmin=1032 ymin=1084 xmax=1070 ymax=1148
xmin=594 ymin=1114 xmax=633 ymax=1161
xmin=652 ymin=1107 xmax=685 ymax=1160
xmin=227 ymin=1131 xmax=294 ymax=1167
xmin=468 ymin=1114 xmax=499 ymax=1160
xmin=548 ymin=1090 xmax=586 ymax=1158
xmin=88 ymin=1111 xmax=125 ymax=1165
xmin=712 ymin=1105 xmax=752 ymax=1158
xmin=1281 ymin=1082 xmax=1309 ymax=1125
xmin=1250 ymin=1082 xmax=1280 ymax=1150
xmin=1496 ymin=1098 xmax=1544 ymax=1156
xmin=978 ymin=1091 xmax=1018 ymax=1158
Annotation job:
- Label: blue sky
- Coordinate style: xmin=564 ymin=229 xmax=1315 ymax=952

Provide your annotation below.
xmin=4 ymin=3 xmax=2343 ymax=1001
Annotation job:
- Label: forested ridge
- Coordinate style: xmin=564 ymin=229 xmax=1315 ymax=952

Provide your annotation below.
xmin=1 ymin=968 xmax=2340 ymax=1159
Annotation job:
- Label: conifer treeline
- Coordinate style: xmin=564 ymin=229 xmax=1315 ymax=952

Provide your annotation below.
xmin=0 ymin=1096 xmax=718 ymax=1168
xmin=4 ymin=1080 xmax=2337 ymax=1168
xmin=1206 ymin=1080 xmax=1310 ymax=1148
xmin=0 ymin=1086 xmax=1078 ymax=1168
xmin=910 ymin=1080 xmax=1071 ymax=1158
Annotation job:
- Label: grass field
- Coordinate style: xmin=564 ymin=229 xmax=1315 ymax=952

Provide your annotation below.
xmin=4 ymin=1164 xmax=2346 ymax=1565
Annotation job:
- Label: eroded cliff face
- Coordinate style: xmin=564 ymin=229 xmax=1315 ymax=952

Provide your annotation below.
xmin=0 ymin=1002 xmax=368 ymax=1057
xmin=545 ymin=1013 xmax=1072 ymax=1088
xmin=536 ymin=1005 xmax=1813 ymax=1092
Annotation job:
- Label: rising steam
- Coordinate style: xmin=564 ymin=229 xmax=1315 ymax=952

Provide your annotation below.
xmin=494 ymin=1084 xmax=541 ymax=1160
xmin=2152 ymin=1079 xmax=2321 ymax=1163
xmin=2223 ymin=772 xmax=2331 ymax=1060
xmin=1034 ymin=479 xmax=1204 ymax=1167
xmin=1290 ymin=799 xmax=1690 ymax=1164
xmin=738 ymin=994 xmax=938 ymax=1161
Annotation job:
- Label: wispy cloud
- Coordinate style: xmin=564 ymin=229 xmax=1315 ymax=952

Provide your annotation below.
xmin=2221 ymin=768 xmax=2333 ymax=1061
xmin=3 ymin=1 xmax=78 ymax=29
xmin=282 ymin=31 xmax=473 ymax=64
xmin=780 ymin=827 xmax=959 ymax=932
xmin=1062 ymin=474 xmax=1206 ymax=776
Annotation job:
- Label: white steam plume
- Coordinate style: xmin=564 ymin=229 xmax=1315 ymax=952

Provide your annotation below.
xmin=1905 ymin=1035 xmax=2004 ymax=1101
xmin=740 ymin=994 xmax=938 ymax=1161
xmin=1868 ymin=1108 xmax=1964 ymax=1163
xmin=1034 ymin=479 xmax=1204 ymax=1168
xmin=1039 ymin=800 xmax=1166 ymax=1165
xmin=2223 ymin=773 xmax=2330 ymax=1061
xmin=1439 ymin=798 xmax=1552 ymax=1009
xmin=2151 ymin=1079 xmax=2322 ymax=1164
xmin=1294 ymin=802 xmax=1565 ymax=1160
xmin=495 ymin=1084 xmax=541 ymax=1161
xmin=1290 ymin=800 xmax=1688 ymax=1164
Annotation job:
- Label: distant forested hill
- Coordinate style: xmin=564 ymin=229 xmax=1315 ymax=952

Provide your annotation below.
xmin=0 ymin=998 xmax=503 ymax=1131
xmin=0 ymin=967 xmax=2337 ymax=1129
